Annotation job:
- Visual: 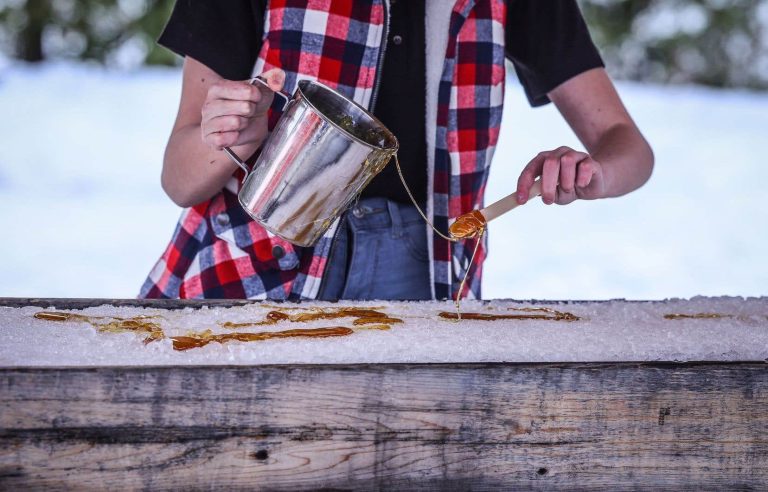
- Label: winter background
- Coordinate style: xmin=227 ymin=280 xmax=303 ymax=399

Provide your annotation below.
xmin=0 ymin=0 xmax=766 ymax=301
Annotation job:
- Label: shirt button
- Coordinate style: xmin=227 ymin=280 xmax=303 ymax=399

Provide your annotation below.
xmin=272 ymin=245 xmax=286 ymax=260
xmin=216 ymin=214 xmax=230 ymax=227
xmin=392 ymin=34 xmax=403 ymax=45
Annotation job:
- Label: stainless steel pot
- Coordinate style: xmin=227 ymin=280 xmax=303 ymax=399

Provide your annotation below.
xmin=223 ymin=78 xmax=399 ymax=247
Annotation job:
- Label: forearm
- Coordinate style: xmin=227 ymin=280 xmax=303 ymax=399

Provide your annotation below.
xmin=161 ymin=125 xmax=261 ymax=208
xmin=547 ymin=68 xmax=654 ymax=200
xmin=588 ymin=122 xmax=654 ymax=199
xmin=160 ymin=58 xmax=280 ymax=208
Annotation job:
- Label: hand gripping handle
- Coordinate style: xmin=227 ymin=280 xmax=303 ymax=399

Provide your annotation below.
xmin=222 ymin=76 xmax=293 ymax=177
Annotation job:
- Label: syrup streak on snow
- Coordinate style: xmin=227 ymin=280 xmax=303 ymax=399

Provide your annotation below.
xmin=438 ymin=306 xmax=580 ymax=322
xmin=664 ymin=313 xmax=734 ymax=320
xmin=33 ymin=305 xmax=587 ymax=353
xmin=175 ymin=306 xmax=403 ymax=351
xmin=171 ymin=327 xmax=354 ymax=351
xmin=663 ymin=312 xmax=768 ymax=322
xmin=31 ymin=307 xmax=401 ymax=352
xmin=219 ymin=307 xmax=403 ymax=329
xmin=33 ymin=311 xmax=165 ymax=344
xmin=355 ymin=324 xmax=392 ymax=331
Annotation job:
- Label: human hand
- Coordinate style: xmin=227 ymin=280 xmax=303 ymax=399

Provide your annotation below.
xmin=516 ymin=146 xmax=607 ymax=205
xmin=201 ymin=68 xmax=286 ymax=150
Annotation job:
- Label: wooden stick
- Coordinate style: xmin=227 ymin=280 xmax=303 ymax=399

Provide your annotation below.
xmin=480 ymin=179 xmax=542 ymax=223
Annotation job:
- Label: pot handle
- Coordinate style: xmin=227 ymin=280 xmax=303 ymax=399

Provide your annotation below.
xmin=222 ymin=75 xmax=293 ymax=179
xmin=249 ymin=75 xmax=293 ymax=109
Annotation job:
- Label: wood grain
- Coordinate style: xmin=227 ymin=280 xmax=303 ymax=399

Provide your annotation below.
xmin=1 ymin=363 xmax=767 ymax=490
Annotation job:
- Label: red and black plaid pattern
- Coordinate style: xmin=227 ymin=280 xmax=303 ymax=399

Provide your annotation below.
xmin=433 ymin=0 xmax=506 ymax=299
xmin=141 ymin=0 xmax=385 ymax=299
xmin=141 ymin=182 xmax=307 ymax=299
xmin=142 ymin=0 xmax=505 ymax=300
xmin=257 ymin=0 xmax=384 ymax=104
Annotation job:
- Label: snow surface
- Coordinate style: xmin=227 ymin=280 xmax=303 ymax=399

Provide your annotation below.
xmin=0 ymin=297 xmax=765 ymax=366
xmin=0 ymin=63 xmax=766 ymax=300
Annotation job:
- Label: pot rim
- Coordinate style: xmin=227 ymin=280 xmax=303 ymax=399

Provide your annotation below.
xmin=296 ymin=79 xmax=399 ymax=152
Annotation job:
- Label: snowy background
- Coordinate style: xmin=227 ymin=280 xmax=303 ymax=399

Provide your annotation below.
xmin=0 ymin=61 xmax=766 ymax=300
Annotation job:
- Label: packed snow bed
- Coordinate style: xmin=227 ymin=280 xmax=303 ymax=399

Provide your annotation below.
xmin=1 ymin=297 xmax=766 ymax=366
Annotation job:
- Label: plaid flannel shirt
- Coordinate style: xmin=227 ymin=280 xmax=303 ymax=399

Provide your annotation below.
xmin=141 ymin=0 xmax=506 ymax=300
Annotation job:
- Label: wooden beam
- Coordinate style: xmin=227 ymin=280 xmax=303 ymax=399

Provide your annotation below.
xmin=1 ymin=363 xmax=766 ymax=490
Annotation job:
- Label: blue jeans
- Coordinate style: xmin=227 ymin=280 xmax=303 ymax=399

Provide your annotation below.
xmin=318 ymin=197 xmax=432 ymax=300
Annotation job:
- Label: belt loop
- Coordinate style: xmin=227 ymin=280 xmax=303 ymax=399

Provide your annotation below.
xmin=387 ymin=199 xmax=404 ymax=239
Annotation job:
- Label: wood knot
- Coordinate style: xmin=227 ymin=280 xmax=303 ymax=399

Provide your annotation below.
xmin=658 ymin=407 xmax=671 ymax=425
xmin=251 ymin=449 xmax=269 ymax=461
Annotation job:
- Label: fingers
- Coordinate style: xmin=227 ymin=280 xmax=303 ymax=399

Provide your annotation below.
xmin=517 ymin=153 xmax=545 ymax=204
xmin=205 ymin=131 xmax=239 ymax=150
xmin=202 ymin=99 xmax=258 ymax=121
xmin=518 ymin=147 xmax=591 ymax=205
xmin=203 ymin=71 xmax=285 ymax=122
xmin=576 ymin=157 xmax=597 ymax=189
xmin=203 ymin=115 xmax=250 ymax=138
xmin=540 ymin=146 xmax=572 ymax=205
xmin=207 ymin=80 xmax=263 ymax=104
xmin=541 ymin=151 xmax=564 ymax=204
xmin=201 ymin=77 xmax=274 ymax=151
xmin=557 ymin=149 xmax=590 ymax=202
xmin=200 ymin=70 xmax=286 ymax=151
xmin=261 ymin=68 xmax=286 ymax=92
xmin=558 ymin=151 xmax=580 ymax=194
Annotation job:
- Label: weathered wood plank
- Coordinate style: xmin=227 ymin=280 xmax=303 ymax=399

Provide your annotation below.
xmin=1 ymin=363 xmax=767 ymax=490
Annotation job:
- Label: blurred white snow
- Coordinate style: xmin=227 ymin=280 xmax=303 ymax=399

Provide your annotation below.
xmin=0 ymin=63 xmax=765 ymax=300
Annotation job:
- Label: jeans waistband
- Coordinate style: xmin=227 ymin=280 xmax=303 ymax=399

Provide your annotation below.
xmin=347 ymin=197 xmax=425 ymax=233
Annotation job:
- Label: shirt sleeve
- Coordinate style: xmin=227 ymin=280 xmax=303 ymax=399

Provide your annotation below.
xmin=157 ymin=0 xmax=265 ymax=81
xmin=506 ymin=0 xmax=604 ymax=107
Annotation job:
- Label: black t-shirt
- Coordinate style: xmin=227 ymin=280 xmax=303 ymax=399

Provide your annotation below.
xmin=362 ymin=0 xmax=426 ymax=203
xmin=159 ymin=0 xmax=603 ymax=204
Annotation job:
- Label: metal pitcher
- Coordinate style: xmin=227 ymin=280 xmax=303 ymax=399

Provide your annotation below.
xmin=223 ymin=78 xmax=399 ymax=247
